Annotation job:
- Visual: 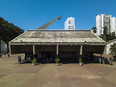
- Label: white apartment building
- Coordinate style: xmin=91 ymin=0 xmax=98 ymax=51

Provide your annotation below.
xmin=111 ymin=17 xmax=116 ymax=34
xmin=65 ymin=17 xmax=75 ymax=30
xmin=96 ymin=14 xmax=116 ymax=36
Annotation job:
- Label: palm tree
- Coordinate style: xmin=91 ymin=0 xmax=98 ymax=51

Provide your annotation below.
xmin=92 ymin=27 xmax=97 ymax=33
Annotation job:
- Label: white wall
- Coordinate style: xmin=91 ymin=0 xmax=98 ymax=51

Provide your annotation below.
xmin=1 ymin=40 xmax=7 ymax=54
xmin=65 ymin=17 xmax=75 ymax=30
xmin=106 ymin=41 xmax=116 ymax=54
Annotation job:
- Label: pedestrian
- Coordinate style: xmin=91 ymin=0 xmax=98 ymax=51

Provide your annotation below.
xmin=99 ymin=57 xmax=101 ymax=64
xmin=102 ymin=57 xmax=105 ymax=64
xmin=17 ymin=55 xmax=21 ymax=64
xmin=110 ymin=57 xmax=114 ymax=65
xmin=104 ymin=57 xmax=107 ymax=64
xmin=101 ymin=57 xmax=103 ymax=64
xmin=8 ymin=53 xmax=10 ymax=58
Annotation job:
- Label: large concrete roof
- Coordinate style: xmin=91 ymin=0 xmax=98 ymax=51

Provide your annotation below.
xmin=9 ymin=30 xmax=106 ymax=45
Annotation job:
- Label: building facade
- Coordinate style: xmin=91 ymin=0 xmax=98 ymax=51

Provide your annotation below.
xmin=96 ymin=14 xmax=111 ymax=35
xmin=0 ymin=40 xmax=7 ymax=54
xmin=106 ymin=39 xmax=116 ymax=54
xmin=96 ymin=14 xmax=116 ymax=36
xmin=111 ymin=17 xmax=116 ymax=34
xmin=9 ymin=30 xmax=106 ymax=62
xmin=65 ymin=17 xmax=75 ymax=30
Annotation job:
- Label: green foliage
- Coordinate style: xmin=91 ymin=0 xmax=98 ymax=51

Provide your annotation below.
xmin=55 ymin=58 xmax=60 ymax=63
xmin=32 ymin=58 xmax=37 ymax=63
xmin=99 ymin=33 xmax=116 ymax=42
xmin=79 ymin=58 xmax=83 ymax=63
xmin=103 ymin=26 xmax=108 ymax=35
xmin=0 ymin=17 xmax=24 ymax=44
xmin=92 ymin=27 xmax=97 ymax=33
xmin=109 ymin=43 xmax=116 ymax=56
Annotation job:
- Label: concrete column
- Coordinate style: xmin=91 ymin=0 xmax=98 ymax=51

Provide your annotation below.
xmin=9 ymin=44 xmax=11 ymax=55
xmin=33 ymin=45 xmax=35 ymax=55
xmin=56 ymin=45 xmax=59 ymax=55
xmin=80 ymin=45 xmax=83 ymax=55
xmin=103 ymin=45 xmax=106 ymax=54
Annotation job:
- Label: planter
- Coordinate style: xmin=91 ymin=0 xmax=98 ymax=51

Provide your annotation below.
xmin=32 ymin=63 xmax=35 ymax=65
xmin=56 ymin=63 xmax=58 ymax=66
xmin=79 ymin=62 xmax=83 ymax=66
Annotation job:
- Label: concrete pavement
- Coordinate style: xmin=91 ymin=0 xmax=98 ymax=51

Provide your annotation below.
xmin=0 ymin=54 xmax=116 ymax=87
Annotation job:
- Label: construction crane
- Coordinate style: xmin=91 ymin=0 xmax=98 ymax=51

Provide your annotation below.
xmin=37 ymin=15 xmax=62 ymax=30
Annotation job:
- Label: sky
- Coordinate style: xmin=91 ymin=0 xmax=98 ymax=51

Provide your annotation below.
xmin=0 ymin=0 xmax=116 ymax=31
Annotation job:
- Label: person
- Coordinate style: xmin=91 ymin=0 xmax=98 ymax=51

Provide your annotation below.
xmin=110 ymin=57 xmax=114 ymax=65
xmin=101 ymin=57 xmax=103 ymax=64
xmin=17 ymin=55 xmax=21 ymax=64
xmin=99 ymin=57 xmax=101 ymax=64
xmin=8 ymin=53 xmax=10 ymax=58
xmin=102 ymin=57 xmax=105 ymax=64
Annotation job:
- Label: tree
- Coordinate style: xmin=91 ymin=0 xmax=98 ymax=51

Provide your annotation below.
xmin=0 ymin=17 xmax=24 ymax=44
xmin=103 ymin=26 xmax=108 ymax=35
xmin=92 ymin=27 xmax=97 ymax=33
xmin=109 ymin=43 xmax=116 ymax=56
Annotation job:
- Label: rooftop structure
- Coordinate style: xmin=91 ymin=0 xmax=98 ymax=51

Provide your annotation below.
xmin=10 ymin=30 xmax=105 ymax=44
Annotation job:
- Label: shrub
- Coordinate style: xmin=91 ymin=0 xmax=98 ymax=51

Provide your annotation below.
xmin=32 ymin=58 xmax=37 ymax=63
xmin=55 ymin=58 xmax=60 ymax=63
xmin=79 ymin=58 xmax=83 ymax=63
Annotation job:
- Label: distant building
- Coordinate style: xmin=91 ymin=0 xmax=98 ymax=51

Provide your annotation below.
xmin=96 ymin=14 xmax=116 ymax=35
xmin=111 ymin=17 xmax=116 ymax=34
xmin=0 ymin=40 xmax=7 ymax=54
xmin=65 ymin=17 xmax=75 ymax=30
xmin=106 ymin=39 xmax=116 ymax=54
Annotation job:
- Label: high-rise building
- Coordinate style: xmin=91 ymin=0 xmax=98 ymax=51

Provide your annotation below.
xmin=96 ymin=14 xmax=116 ymax=35
xmin=111 ymin=17 xmax=116 ymax=34
xmin=65 ymin=17 xmax=75 ymax=30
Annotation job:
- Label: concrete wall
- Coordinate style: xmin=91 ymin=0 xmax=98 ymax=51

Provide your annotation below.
xmin=106 ymin=41 xmax=116 ymax=54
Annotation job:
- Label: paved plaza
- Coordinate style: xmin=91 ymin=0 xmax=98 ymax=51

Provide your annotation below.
xmin=0 ymin=54 xmax=116 ymax=87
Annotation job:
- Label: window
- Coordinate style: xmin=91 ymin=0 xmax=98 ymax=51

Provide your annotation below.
xmin=68 ymin=20 xmax=71 ymax=24
xmin=105 ymin=17 xmax=109 ymax=19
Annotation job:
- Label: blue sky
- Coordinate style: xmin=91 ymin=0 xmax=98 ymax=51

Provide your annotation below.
xmin=0 ymin=0 xmax=116 ymax=31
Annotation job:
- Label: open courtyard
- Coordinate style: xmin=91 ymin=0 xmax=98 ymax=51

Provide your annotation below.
xmin=0 ymin=54 xmax=116 ymax=87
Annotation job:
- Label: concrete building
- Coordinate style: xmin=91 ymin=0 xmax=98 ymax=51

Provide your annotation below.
xmin=96 ymin=14 xmax=111 ymax=35
xmin=0 ymin=40 xmax=7 ymax=54
xmin=96 ymin=14 xmax=116 ymax=36
xmin=9 ymin=30 xmax=106 ymax=61
xmin=65 ymin=17 xmax=75 ymax=30
xmin=106 ymin=39 xmax=116 ymax=54
xmin=111 ymin=17 xmax=116 ymax=34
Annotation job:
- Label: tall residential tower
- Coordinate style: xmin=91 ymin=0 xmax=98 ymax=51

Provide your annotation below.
xmin=65 ymin=17 xmax=75 ymax=30
xmin=96 ymin=14 xmax=116 ymax=35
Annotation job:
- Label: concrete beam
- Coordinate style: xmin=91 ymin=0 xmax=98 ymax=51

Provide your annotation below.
xmin=103 ymin=45 xmax=106 ymax=54
xmin=9 ymin=44 xmax=11 ymax=55
xmin=56 ymin=45 xmax=59 ymax=56
xmin=80 ymin=45 xmax=83 ymax=55
xmin=33 ymin=45 xmax=35 ymax=55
